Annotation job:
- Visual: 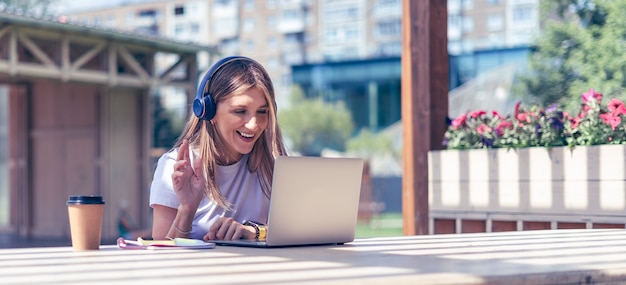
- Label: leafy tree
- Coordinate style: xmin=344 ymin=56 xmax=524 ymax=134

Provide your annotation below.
xmin=346 ymin=128 xmax=400 ymax=161
xmin=278 ymin=86 xmax=354 ymax=156
xmin=515 ymin=0 xmax=626 ymax=112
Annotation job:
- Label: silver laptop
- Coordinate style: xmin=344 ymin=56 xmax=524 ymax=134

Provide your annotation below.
xmin=211 ymin=156 xmax=364 ymax=247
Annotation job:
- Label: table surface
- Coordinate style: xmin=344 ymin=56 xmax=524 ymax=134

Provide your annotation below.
xmin=2 ymin=229 xmax=626 ymax=285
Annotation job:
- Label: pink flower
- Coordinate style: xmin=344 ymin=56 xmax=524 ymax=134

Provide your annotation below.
xmin=582 ymin=88 xmax=603 ymax=103
xmin=570 ymin=116 xmax=582 ymax=129
xmin=451 ymin=114 xmax=467 ymax=129
xmin=514 ymin=102 xmax=531 ymax=123
xmin=496 ymin=121 xmax=513 ymax=136
xmin=492 ymin=111 xmax=505 ymax=119
xmin=470 ymin=110 xmax=486 ymax=118
xmin=600 ymin=113 xmax=621 ymax=130
xmin=475 ymin=124 xmax=492 ymax=135
xmin=607 ymin=98 xmax=626 ymax=116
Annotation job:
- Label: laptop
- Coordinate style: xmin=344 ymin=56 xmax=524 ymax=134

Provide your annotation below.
xmin=211 ymin=156 xmax=364 ymax=247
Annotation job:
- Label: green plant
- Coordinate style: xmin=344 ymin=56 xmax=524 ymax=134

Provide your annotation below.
xmin=444 ymin=89 xmax=626 ymax=150
xmin=278 ymin=86 xmax=354 ymax=156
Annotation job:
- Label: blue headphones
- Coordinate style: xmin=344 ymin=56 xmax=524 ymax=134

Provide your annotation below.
xmin=193 ymin=56 xmax=248 ymax=121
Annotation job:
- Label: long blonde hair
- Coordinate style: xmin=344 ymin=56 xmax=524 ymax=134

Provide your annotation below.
xmin=173 ymin=57 xmax=288 ymax=209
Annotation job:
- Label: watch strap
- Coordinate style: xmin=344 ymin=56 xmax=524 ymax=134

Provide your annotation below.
xmin=243 ymin=220 xmax=266 ymax=240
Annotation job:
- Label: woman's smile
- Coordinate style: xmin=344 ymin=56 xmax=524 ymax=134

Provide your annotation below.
xmin=213 ymin=87 xmax=269 ymax=163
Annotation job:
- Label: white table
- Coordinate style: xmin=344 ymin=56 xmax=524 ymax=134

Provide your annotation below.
xmin=2 ymin=229 xmax=626 ymax=284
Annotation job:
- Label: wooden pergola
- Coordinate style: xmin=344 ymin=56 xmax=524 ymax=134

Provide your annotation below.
xmin=402 ymin=1 xmax=448 ymax=235
xmin=0 ymin=10 xmax=218 ymax=240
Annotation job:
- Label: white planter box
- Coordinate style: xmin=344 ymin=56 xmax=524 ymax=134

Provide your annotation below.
xmin=428 ymin=145 xmax=626 ymax=230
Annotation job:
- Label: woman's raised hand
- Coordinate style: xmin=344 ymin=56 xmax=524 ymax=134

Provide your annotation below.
xmin=171 ymin=139 xmax=205 ymax=211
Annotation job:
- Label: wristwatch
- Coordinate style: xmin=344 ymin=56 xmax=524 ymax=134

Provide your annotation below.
xmin=243 ymin=220 xmax=267 ymax=240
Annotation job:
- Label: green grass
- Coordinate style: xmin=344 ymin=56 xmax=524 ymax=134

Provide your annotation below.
xmin=355 ymin=212 xmax=403 ymax=238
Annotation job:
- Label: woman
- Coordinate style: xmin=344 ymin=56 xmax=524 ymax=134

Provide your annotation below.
xmin=149 ymin=56 xmax=288 ymax=241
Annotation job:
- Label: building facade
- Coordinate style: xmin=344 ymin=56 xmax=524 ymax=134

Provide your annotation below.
xmin=63 ymin=0 xmax=538 ymax=130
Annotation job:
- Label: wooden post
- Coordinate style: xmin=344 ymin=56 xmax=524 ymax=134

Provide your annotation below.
xmin=401 ymin=0 xmax=448 ymax=235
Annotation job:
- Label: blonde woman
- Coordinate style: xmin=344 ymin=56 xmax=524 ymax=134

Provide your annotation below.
xmin=150 ymin=56 xmax=288 ymax=241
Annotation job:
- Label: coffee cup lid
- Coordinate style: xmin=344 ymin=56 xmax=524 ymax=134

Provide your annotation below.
xmin=67 ymin=195 xmax=105 ymax=205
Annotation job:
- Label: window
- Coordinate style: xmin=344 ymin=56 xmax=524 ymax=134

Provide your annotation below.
xmin=267 ymin=15 xmax=276 ymax=28
xmin=267 ymin=0 xmax=276 ymax=8
xmin=244 ymin=19 xmax=255 ymax=32
xmin=246 ymin=39 xmax=255 ymax=51
xmin=281 ymin=73 xmax=291 ymax=87
xmin=487 ymin=0 xmax=501 ymax=5
xmin=463 ymin=0 xmax=473 ymax=10
xmin=174 ymin=24 xmax=184 ymax=35
xmin=327 ymin=7 xmax=359 ymax=19
xmin=325 ymin=29 xmax=339 ymax=43
xmin=380 ymin=42 xmax=401 ymax=55
xmin=105 ymin=15 xmax=116 ymax=27
xmin=486 ymin=14 xmax=503 ymax=31
xmin=376 ymin=20 xmax=401 ymax=37
xmin=282 ymin=9 xmax=299 ymax=20
xmin=125 ymin=12 xmax=134 ymax=24
xmin=448 ymin=14 xmax=460 ymax=29
xmin=285 ymin=33 xmax=301 ymax=44
xmin=463 ymin=17 xmax=474 ymax=33
xmin=268 ymin=56 xmax=278 ymax=69
xmin=513 ymin=6 xmax=533 ymax=23
xmin=245 ymin=0 xmax=255 ymax=10
xmin=174 ymin=6 xmax=184 ymax=15
xmin=190 ymin=23 xmax=200 ymax=33
xmin=268 ymin=36 xmax=277 ymax=49
xmin=345 ymin=27 xmax=359 ymax=40
xmin=138 ymin=9 xmax=156 ymax=17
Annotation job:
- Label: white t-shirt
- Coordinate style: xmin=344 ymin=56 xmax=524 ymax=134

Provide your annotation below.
xmin=149 ymin=149 xmax=270 ymax=240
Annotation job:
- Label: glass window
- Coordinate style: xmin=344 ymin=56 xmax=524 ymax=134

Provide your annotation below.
xmin=125 ymin=12 xmax=134 ymax=25
xmin=138 ymin=9 xmax=156 ymax=17
xmin=245 ymin=0 xmax=255 ymax=10
xmin=268 ymin=56 xmax=278 ymax=69
xmin=175 ymin=24 xmax=184 ymax=35
xmin=513 ymin=6 xmax=533 ymax=22
xmin=267 ymin=15 xmax=276 ymax=28
xmin=448 ymin=14 xmax=460 ymax=28
xmin=244 ymin=19 xmax=255 ymax=32
xmin=325 ymin=29 xmax=339 ymax=43
xmin=174 ymin=6 xmax=184 ymax=15
xmin=463 ymin=17 xmax=474 ymax=33
xmin=487 ymin=14 xmax=503 ymax=31
xmin=268 ymin=36 xmax=277 ymax=49
xmin=463 ymin=0 xmax=473 ymax=10
xmin=246 ymin=39 xmax=255 ymax=51
xmin=462 ymin=0 xmax=474 ymax=10
xmin=376 ymin=20 xmax=401 ymax=37
xmin=190 ymin=23 xmax=200 ymax=33
xmin=345 ymin=27 xmax=359 ymax=40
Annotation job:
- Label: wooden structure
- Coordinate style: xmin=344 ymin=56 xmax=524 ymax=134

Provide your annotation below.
xmin=402 ymin=0 xmax=448 ymax=235
xmin=0 ymin=10 xmax=217 ymax=240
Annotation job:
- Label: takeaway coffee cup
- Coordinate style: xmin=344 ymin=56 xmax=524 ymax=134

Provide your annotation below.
xmin=67 ymin=195 xmax=105 ymax=250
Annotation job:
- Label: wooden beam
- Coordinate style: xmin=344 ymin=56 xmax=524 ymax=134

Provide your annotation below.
xmin=401 ymin=0 xmax=449 ymax=235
